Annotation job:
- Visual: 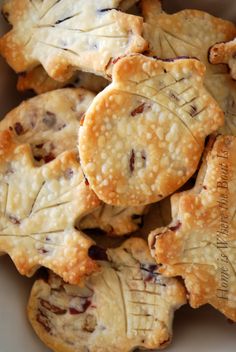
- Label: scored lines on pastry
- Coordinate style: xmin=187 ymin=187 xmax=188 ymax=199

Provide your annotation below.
xmin=0 ymin=88 xmax=147 ymax=236
xmin=141 ymin=0 xmax=236 ymax=70
xmin=0 ymin=130 xmax=101 ymax=284
xmin=0 ymin=0 xmax=148 ymax=81
xmin=79 ymin=54 xmax=224 ymax=206
xmin=149 ymin=135 xmax=236 ymax=321
xmin=141 ymin=0 xmax=236 ymax=135
xmin=28 ymin=238 xmax=186 ymax=352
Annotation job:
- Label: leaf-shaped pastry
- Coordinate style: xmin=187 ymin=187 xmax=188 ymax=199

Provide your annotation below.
xmin=0 ymin=0 xmax=147 ymax=81
xmin=79 ymin=54 xmax=224 ymax=206
xmin=28 ymin=238 xmax=186 ymax=352
xmin=149 ymin=135 xmax=236 ymax=321
xmin=0 ymin=130 xmax=100 ymax=284
xmin=209 ymin=38 xmax=236 ymax=79
xmin=142 ymin=0 xmax=236 ymax=71
xmin=17 ymin=66 xmax=109 ymax=94
xmin=141 ymin=0 xmax=236 ymax=134
xmin=0 ymin=89 xmax=147 ymax=236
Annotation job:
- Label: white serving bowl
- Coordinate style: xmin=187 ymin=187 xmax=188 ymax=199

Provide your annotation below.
xmin=0 ymin=1 xmax=235 ymax=351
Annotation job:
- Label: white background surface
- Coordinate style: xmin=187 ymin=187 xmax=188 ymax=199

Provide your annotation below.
xmin=0 ymin=1 xmax=236 ymax=351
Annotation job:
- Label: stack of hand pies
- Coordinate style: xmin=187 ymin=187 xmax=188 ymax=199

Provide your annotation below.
xmin=0 ymin=1 xmax=236 ymax=351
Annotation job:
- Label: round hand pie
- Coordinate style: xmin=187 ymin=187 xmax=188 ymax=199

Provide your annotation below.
xmin=79 ymin=54 xmax=224 ymax=206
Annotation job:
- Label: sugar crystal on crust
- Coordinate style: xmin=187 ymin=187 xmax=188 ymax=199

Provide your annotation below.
xmin=79 ymin=54 xmax=224 ymax=206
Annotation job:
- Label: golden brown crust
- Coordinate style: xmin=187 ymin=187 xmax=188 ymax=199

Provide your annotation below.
xmin=141 ymin=0 xmax=236 ymax=135
xmin=17 ymin=67 xmax=70 ymax=93
xmin=79 ymin=54 xmax=224 ymax=206
xmin=0 ymin=130 xmax=100 ymax=284
xmin=141 ymin=0 xmax=236 ymax=68
xmin=0 ymin=88 xmax=148 ymax=236
xmin=209 ymin=39 xmax=236 ymax=79
xmin=149 ymin=135 xmax=236 ymax=321
xmin=0 ymin=0 xmax=148 ymax=80
xmin=0 ymin=88 xmax=95 ymax=164
xmin=28 ymin=238 xmax=186 ymax=352
xmin=0 ymin=130 xmax=17 ymax=162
